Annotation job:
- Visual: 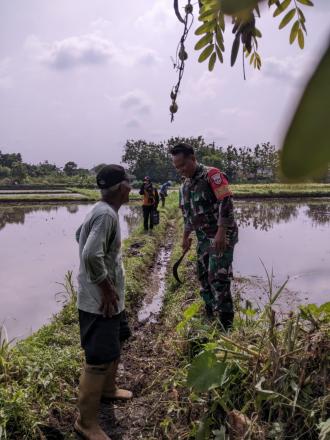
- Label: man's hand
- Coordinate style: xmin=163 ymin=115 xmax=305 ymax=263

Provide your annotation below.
xmin=182 ymin=234 xmax=192 ymax=253
xmin=214 ymin=226 xmax=227 ymax=254
xmin=98 ymin=278 xmax=119 ymax=317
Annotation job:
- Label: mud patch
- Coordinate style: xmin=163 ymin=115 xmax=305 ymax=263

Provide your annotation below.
xmin=137 ymin=244 xmax=172 ymax=324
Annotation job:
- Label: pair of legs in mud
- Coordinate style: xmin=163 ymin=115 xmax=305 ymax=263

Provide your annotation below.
xmin=196 ymin=227 xmax=238 ymax=331
xmin=75 ymin=311 xmax=132 ymax=440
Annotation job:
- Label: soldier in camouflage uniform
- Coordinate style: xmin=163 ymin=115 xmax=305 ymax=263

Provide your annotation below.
xmin=172 ymin=143 xmax=238 ymax=330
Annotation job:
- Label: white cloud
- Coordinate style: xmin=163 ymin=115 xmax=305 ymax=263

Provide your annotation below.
xmin=188 ymin=71 xmax=226 ymax=100
xmin=135 ymin=0 xmax=175 ymax=32
xmin=261 ymin=55 xmax=315 ymax=84
xmin=24 ymin=34 xmax=161 ymax=70
xmin=119 ymin=89 xmax=152 ymax=118
xmin=25 ymin=34 xmax=116 ymax=69
xmin=90 ymin=18 xmax=112 ymax=33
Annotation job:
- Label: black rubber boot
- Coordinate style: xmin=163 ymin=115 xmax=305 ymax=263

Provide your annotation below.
xmin=205 ymin=304 xmax=214 ymax=319
xmin=219 ymin=312 xmax=234 ymax=332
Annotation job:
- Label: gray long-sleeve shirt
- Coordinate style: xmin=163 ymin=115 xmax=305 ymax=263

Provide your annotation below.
xmin=76 ymin=201 xmax=125 ymax=315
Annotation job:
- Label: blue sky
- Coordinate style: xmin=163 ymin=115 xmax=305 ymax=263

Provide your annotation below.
xmin=0 ymin=0 xmax=329 ymax=168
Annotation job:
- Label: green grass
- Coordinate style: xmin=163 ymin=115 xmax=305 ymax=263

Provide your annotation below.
xmin=0 ymin=193 xmax=179 ymax=439
xmin=231 ymin=182 xmax=330 ymax=197
xmin=0 ymin=193 xmax=90 ymax=202
xmin=71 ymin=188 xmax=141 ymax=202
xmin=1 ymin=183 xmax=330 ymax=204
xmin=159 ymin=247 xmax=330 ymax=439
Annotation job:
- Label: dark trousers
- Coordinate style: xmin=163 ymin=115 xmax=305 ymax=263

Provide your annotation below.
xmin=78 ymin=310 xmax=131 ymax=365
xmin=160 ymin=193 xmax=166 ymax=207
xmin=143 ymin=205 xmax=154 ymax=230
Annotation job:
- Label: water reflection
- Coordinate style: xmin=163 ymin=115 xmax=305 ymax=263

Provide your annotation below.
xmin=0 ymin=203 xmax=142 ymax=342
xmin=0 ymin=204 xmax=143 ymax=232
xmin=234 ymin=199 xmax=330 ymax=308
xmin=235 ymin=199 xmax=330 ymax=231
xmin=305 ymin=202 xmax=330 ymax=226
xmin=0 ymin=204 xmax=83 ymax=231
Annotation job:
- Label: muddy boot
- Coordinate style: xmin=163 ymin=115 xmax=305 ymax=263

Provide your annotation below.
xmin=74 ymin=363 xmax=111 ymax=440
xmin=219 ymin=312 xmax=234 ymax=332
xmin=101 ymin=358 xmax=133 ymax=402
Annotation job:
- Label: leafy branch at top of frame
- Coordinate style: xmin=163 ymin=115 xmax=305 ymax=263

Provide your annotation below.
xmin=194 ymin=0 xmax=314 ymax=72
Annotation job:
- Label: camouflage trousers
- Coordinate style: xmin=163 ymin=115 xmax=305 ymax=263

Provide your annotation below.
xmin=196 ymin=227 xmax=238 ymax=313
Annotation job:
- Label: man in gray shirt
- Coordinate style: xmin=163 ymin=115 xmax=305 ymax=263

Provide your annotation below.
xmin=74 ymin=165 xmax=132 ymax=440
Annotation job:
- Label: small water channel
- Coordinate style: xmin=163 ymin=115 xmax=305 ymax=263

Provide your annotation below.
xmin=0 ymin=203 xmax=142 ymax=341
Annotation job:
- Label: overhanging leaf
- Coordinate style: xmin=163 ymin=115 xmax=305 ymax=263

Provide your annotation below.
xmin=273 ymin=0 xmax=291 ymax=18
xmin=195 ymin=33 xmax=213 ymax=50
xmin=297 ymin=28 xmax=304 ymax=48
xmin=297 ymin=0 xmax=313 ymax=5
xmin=187 ymin=351 xmax=227 ymax=392
xmin=289 ymin=21 xmax=300 ymax=44
xmin=195 ymin=19 xmax=217 ymax=36
xmin=216 ymin=45 xmax=224 ymax=63
xmin=279 ymin=8 xmax=295 ymax=29
xmin=280 ymin=43 xmax=330 ymax=179
xmin=198 ymin=44 xmax=214 ymax=62
xmin=231 ymin=35 xmax=240 ymax=66
xmin=208 ymin=52 xmax=217 ymax=71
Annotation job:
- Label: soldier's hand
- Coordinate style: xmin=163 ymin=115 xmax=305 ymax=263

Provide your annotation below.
xmin=214 ymin=227 xmax=227 ymax=254
xmin=182 ymin=236 xmax=192 ymax=253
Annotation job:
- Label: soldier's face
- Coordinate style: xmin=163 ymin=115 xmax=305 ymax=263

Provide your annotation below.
xmin=172 ymin=153 xmax=197 ymax=178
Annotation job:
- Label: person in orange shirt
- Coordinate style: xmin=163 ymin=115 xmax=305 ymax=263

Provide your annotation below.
xmin=139 ymin=176 xmax=159 ymax=231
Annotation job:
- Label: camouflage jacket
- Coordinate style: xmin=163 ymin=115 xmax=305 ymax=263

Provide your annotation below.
xmin=180 ymin=163 xmax=236 ymax=237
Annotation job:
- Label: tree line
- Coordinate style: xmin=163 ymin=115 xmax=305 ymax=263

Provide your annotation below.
xmin=0 ymin=151 xmax=94 ymax=185
xmin=1 ymin=137 xmax=329 ymax=186
xmin=122 ymin=137 xmax=280 ymax=183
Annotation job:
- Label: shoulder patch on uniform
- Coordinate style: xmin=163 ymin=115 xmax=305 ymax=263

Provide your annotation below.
xmin=211 ymin=172 xmax=222 ymax=186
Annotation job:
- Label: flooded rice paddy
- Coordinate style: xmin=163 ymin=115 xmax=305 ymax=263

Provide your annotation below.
xmin=0 ymin=197 xmax=329 ymax=341
xmin=0 ymin=203 xmax=141 ymax=341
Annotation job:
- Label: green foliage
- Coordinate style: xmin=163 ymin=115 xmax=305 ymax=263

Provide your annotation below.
xmin=0 ymin=166 xmax=11 ymax=179
xmin=122 ymin=139 xmax=177 ymax=182
xmin=0 ymin=150 xmax=96 ymax=186
xmin=0 ymin=151 xmax=22 ymax=168
xmin=122 ymin=137 xmax=280 ymax=184
xmin=167 ymin=248 xmax=330 ymax=439
xmin=280 ymin=45 xmax=330 ymax=180
xmin=194 ymin=0 xmax=313 ymax=72
xmin=63 ymin=161 xmax=78 ymax=176
xmin=177 ymin=295 xmax=330 ymax=438
xmin=176 ymin=302 xmax=201 ymax=332
xmin=187 ymin=351 xmax=227 ymax=392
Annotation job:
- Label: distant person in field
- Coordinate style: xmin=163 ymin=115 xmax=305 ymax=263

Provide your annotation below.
xmin=139 ymin=176 xmax=159 ymax=232
xmin=75 ymin=165 xmax=132 ymax=440
xmin=171 ymin=143 xmax=238 ymax=331
xmin=159 ymin=181 xmax=172 ymax=207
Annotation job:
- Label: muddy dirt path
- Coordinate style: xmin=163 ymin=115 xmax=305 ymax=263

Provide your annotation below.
xmin=97 ymin=226 xmax=177 ymax=440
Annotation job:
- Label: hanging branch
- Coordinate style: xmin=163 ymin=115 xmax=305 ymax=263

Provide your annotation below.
xmin=170 ymin=1 xmax=194 ymax=122
xmin=174 ymin=0 xmax=185 ymax=24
